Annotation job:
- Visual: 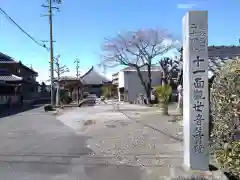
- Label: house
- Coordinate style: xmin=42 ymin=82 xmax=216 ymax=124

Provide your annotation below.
xmin=80 ymin=66 xmax=111 ymax=97
xmin=0 ymin=68 xmax=24 ymax=106
xmin=0 ymin=52 xmax=38 ymax=100
xmin=114 ymin=64 xmax=175 ymax=102
xmin=112 ymin=72 xmax=119 ymax=86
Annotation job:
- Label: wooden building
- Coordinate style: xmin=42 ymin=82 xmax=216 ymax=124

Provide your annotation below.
xmin=0 ymin=52 xmax=38 ymax=99
xmin=80 ymin=66 xmax=111 ymax=97
xmin=57 ymin=76 xmax=84 ymax=103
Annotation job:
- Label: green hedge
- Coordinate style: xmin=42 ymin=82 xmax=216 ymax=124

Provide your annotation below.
xmin=210 ymin=58 xmax=240 ymax=178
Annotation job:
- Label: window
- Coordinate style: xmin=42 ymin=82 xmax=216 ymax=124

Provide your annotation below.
xmin=17 ymin=68 xmax=21 ymax=74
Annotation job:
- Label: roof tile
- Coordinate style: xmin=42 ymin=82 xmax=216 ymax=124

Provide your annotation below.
xmin=0 ymin=75 xmax=23 ymax=82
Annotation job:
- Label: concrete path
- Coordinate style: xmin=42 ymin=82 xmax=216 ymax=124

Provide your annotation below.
xmin=56 ymin=102 xmax=228 ymax=180
xmin=57 ymin=103 xmax=183 ymax=179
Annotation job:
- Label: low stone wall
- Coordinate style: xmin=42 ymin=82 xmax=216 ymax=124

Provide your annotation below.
xmin=0 ymin=96 xmax=9 ymax=105
xmin=0 ymin=96 xmax=20 ymax=105
xmin=0 ymin=95 xmax=50 ymax=109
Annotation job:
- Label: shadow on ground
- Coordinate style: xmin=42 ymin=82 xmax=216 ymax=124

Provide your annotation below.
xmin=0 ymin=99 xmax=50 ymax=118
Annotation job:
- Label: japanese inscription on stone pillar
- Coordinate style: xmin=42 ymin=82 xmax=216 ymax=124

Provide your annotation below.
xmin=190 ymin=21 xmax=208 ymax=155
xmin=183 ymin=11 xmax=209 ymax=171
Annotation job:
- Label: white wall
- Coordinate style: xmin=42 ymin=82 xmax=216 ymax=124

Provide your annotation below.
xmin=124 ymin=71 xmax=162 ymax=102
xmin=118 ymin=71 xmax=125 ymax=88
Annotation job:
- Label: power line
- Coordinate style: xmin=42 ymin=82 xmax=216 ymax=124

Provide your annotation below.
xmin=0 ymin=7 xmax=48 ymax=50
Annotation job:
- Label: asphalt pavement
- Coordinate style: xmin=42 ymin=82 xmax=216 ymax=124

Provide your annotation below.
xmin=0 ymin=104 xmax=152 ymax=180
xmin=0 ymin=106 xmax=92 ymax=179
xmin=0 ymin=102 xmax=227 ymax=180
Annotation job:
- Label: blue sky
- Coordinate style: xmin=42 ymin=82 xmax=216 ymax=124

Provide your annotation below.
xmin=0 ymin=0 xmax=240 ymax=83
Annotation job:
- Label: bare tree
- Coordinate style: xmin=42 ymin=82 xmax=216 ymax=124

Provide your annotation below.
xmin=54 ymin=55 xmax=69 ymax=80
xmin=53 ymin=55 xmax=69 ymax=106
xmin=101 ymin=28 xmax=176 ymax=103
xmin=158 ymin=57 xmax=180 ymax=86
xmin=176 ymin=47 xmax=183 ymax=86
xmin=176 ymin=47 xmax=183 ymax=114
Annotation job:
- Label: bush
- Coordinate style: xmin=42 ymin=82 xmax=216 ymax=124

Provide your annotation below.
xmin=44 ymin=104 xmax=53 ymax=111
xmin=154 ymin=85 xmax=172 ymax=104
xmin=101 ymin=85 xmax=117 ymax=99
xmin=61 ymin=95 xmax=72 ymax=104
xmin=210 ymin=58 xmax=240 ymax=178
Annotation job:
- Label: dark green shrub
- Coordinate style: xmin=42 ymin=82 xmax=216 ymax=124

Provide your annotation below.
xmin=210 ymin=58 xmax=240 ymax=178
xmin=44 ymin=104 xmax=53 ymax=111
xmin=61 ymin=95 xmax=72 ymax=104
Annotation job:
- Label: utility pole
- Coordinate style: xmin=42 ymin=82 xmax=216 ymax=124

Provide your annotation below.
xmin=74 ymin=58 xmax=81 ymax=104
xmin=54 ymin=55 xmax=69 ymax=106
xmin=41 ymin=0 xmax=61 ymax=106
xmin=74 ymin=58 xmax=80 ymax=78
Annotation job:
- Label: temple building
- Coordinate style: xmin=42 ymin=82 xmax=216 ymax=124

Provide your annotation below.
xmin=80 ymin=66 xmax=111 ymax=97
xmin=57 ymin=76 xmax=84 ymax=103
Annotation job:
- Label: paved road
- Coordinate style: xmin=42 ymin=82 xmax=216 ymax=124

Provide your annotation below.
xmin=0 ymin=103 xmax=221 ymax=180
xmin=0 ymin=105 xmax=156 ymax=180
xmin=0 ymin=106 xmax=92 ymax=179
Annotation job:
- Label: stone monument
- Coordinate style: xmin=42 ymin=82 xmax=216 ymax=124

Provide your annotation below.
xmin=177 ymin=84 xmax=183 ymax=114
xmin=182 ymin=11 xmax=209 ymax=171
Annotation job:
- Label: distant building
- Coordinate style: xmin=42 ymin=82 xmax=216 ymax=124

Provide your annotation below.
xmin=0 ymin=52 xmax=38 ymax=98
xmin=208 ymin=46 xmax=240 ymax=78
xmin=80 ymin=66 xmax=111 ymax=97
xmin=112 ymin=72 xmax=119 ymax=86
xmin=208 ymin=46 xmax=240 ymax=59
xmin=56 ymin=76 xmax=84 ymax=103
xmin=0 ymin=52 xmax=39 ymax=107
xmin=113 ymin=64 xmax=175 ymax=102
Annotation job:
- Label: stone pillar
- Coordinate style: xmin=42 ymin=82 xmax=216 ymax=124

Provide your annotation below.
xmin=182 ymin=11 xmax=209 ymax=171
xmin=176 ymin=85 xmax=183 ymax=115
xmin=56 ymin=82 xmax=60 ymax=106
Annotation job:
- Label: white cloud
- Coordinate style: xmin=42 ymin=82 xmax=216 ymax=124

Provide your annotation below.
xmin=177 ymin=3 xmax=196 ymax=9
xmin=36 ymin=67 xmax=51 ymax=84
xmin=100 ymin=72 xmax=113 ymax=81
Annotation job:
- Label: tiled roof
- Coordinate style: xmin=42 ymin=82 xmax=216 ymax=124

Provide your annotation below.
xmin=208 ymin=46 xmax=240 ymax=59
xmin=0 ymin=61 xmax=16 ymax=63
xmin=57 ymin=76 xmax=84 ymax=84
xmin=207 ymin=46 xmax=240 ymax=78
xmin=0 ymin=74 xmax=23 ymax=82
xmin=0 ymin=52 xmax=38 ymax=74
xmin=58 ymin=76 xmax=80 ymax=81
xmin=0 ymin=52 xmax=17 ymax=63
xmin=81 ymin=66 xmax=110 ymax=85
